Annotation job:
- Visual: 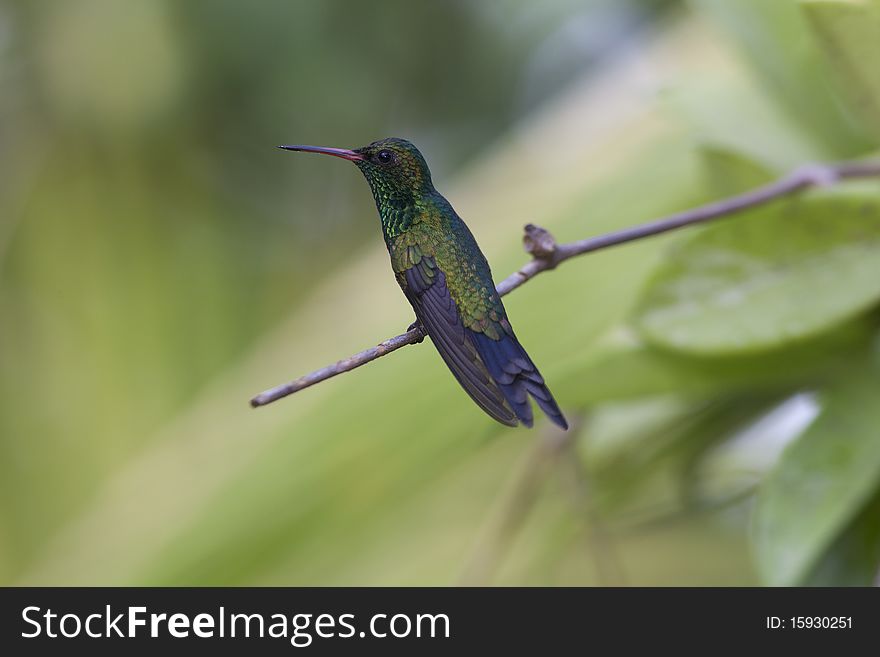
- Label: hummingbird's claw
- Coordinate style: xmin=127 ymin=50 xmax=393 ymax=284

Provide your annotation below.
xmin=407 ymin=319 xmax=425 ymax=342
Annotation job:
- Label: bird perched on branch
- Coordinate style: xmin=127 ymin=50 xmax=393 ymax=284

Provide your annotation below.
xmin=279 ymin=138 xmax=567 ymax=430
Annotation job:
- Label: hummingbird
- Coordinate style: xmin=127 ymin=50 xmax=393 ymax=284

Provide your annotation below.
xmin=280 ymin=138 xmax=567 ymax=430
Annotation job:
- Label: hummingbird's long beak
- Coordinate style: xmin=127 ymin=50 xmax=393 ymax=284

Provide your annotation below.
xmin=278 ymin=144 xmax=364 ymax=161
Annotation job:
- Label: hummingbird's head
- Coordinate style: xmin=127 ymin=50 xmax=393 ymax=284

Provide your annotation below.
xmin=279 ymin=137 xmax=434 ymax=203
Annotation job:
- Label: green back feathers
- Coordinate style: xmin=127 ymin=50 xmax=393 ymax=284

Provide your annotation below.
xmin=354 ymin=137 xmax=507 ymax=335
xmin=348 ymin=137 xmax=568 ymax=429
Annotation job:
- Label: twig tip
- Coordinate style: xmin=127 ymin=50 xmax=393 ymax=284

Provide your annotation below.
xmin=522 ymin=223 xmax=557 ymax=260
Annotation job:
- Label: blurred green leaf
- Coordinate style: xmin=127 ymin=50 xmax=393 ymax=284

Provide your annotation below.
xmin=565 ymin=317 xmax=872 ymax=404
xmin=753 ymin=362 xmax=880 ymax=585
xmin=801 ymin=487 xmax=880 ymax=586
xmin=801 ymin=0 xmax=880 ymax=141
xmin=698 ymin=146 xmax=776 ymax=196
xmin=589 ymin=396 xmax=777 ymax=514
xmin=692 ymin=0 xmax=870 ymax=157
xmin=633 ymin=187 xmax=880 ymax=355
xmin=665 ymin=76 xmax=825 ymax=171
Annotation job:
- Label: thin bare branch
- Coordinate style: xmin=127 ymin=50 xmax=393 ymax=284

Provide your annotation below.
xmin=251 ymin=159 xmax=880 ymax=408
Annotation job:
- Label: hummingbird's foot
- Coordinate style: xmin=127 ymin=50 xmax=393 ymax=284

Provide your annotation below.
xmin=407 ymin=319 xmax=426 ymax=342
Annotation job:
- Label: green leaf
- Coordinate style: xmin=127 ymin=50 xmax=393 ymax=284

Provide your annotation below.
xmin=802 ymin=487 xmax=880 ymax=586
xmin=698 ymin=146 xmax=776 ymax=197
xmin=633 ymin=187 xmax=880 ymax=355
xmin=801 ymin=0 xmax=880 ymax=141
xmin=665 ymin=77 xmax=826 ymax=172
xmin=693 ymin=0 xmax=870 ymax=156
xmin=590 ymin=396 xmax=780 ymax=514
xmin=753 ymin=362 xmax=880 ymax=585
xmin=563 ymin=317 xmax=873 ymax=405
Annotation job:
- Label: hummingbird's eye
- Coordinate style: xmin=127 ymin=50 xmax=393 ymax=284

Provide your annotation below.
xmin=376 ymin=149 xmax=393 ymax=164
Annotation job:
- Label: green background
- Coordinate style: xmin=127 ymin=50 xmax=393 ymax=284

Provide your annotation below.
xmin=2 ymin=0 xmax=879 ymax=586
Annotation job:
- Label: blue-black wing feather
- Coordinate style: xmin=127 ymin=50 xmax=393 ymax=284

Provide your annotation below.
xmin=471 ymin=330 xmax=568 ymax=430
xmin=402 ymin=256 xmax=567 ymax=430
xmin=403 ymin=263 xmax=518 ymax=426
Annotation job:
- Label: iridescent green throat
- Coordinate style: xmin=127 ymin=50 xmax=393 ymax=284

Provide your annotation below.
xmin=354 ymin=147 xmax=435 ymax=241
xmin=376 ymin=194 xmax=424 ymax=240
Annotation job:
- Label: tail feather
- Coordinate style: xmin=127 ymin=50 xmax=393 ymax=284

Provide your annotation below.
xmin=524 ymin=379 xmax=550 ymax=401
xmin=470 ymin=331 xmax=568 ymax=430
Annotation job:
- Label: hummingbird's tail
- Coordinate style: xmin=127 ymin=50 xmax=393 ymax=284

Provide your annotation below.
xmin=471 ymin=331 xmax=568 ymax=430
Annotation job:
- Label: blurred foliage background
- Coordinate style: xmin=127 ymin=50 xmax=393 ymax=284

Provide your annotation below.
xmin=1 ymin=0 xmax=879 ymax=586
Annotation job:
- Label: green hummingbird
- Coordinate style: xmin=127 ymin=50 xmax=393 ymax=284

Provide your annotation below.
xmin=280 ymin=138 xmax=567 ymax=430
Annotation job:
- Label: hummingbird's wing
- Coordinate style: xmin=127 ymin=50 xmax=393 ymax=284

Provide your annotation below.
xmin=470 ymin=326 xmax=569 ymax=430
xmin=400 ymin=258 xmax=519 ymax=427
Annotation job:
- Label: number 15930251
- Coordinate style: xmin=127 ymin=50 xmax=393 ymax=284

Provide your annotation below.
xmin=766 ymin=616 xmax=852 ymax=630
